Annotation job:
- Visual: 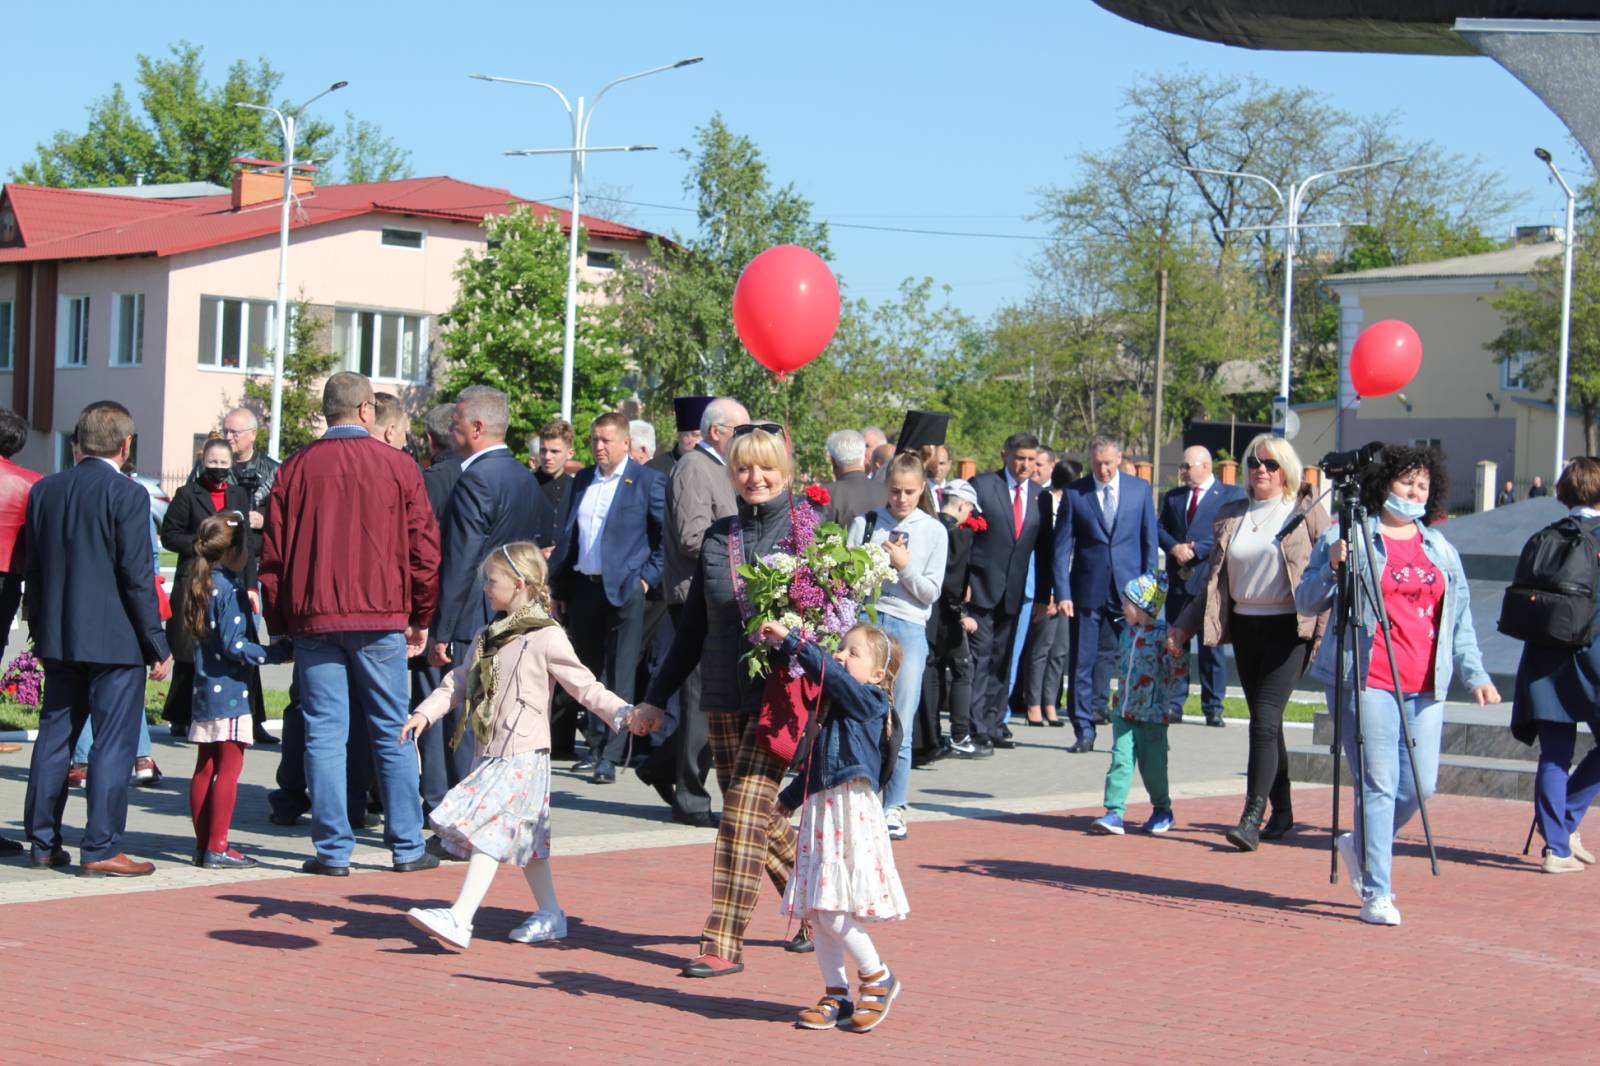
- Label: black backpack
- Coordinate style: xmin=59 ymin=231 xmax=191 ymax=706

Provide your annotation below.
xmin=1498 ymin=516 xmax=1600 ymax=649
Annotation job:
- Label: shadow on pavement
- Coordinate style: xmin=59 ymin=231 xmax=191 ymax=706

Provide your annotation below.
xmin=210 ymin=928 xmax=320 ymax=950
xmin=453 ymin=970 xmax=794 ymax=1023
xmin=217 ymin=892 xmax=446 ymax=953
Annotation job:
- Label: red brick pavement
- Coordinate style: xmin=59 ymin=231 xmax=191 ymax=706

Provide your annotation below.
xmin=3 ymin=791 xmax=1589 ymax=1065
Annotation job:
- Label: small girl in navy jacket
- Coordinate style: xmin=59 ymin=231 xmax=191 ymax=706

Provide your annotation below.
xmin=183 ymin=513 xmax=290 ymax=869
xmin=759 ymin=620 xmax=910 ymax=1035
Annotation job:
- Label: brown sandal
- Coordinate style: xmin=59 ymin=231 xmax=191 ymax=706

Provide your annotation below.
xmin=849 ymin=968 xmax=901 ymax=1033
xmin=796 ymin=988 xmax=854 ymax=1030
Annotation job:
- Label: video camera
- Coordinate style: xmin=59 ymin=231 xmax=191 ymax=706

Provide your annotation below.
xmin=1319 ymin=441 xmax=1384 ymax=482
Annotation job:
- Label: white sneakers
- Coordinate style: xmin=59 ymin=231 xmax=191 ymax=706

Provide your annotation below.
xmin=884 ymin=807 xmax=908 ymax=841
xmin=1359 ymin=896 xmax=1402 ymax=926
xmin=509 ymin=909 xmax=568 ymax=944
xmin=407 ymin=907 xmax=472 ymax=949
xmin=1541 ymin=848 xmax=1585 ymax=874
xmin=1569 ymin=832 xmax=1596 ymax=864
xmin=1336 ymin=833 xmax=1365 ymax=901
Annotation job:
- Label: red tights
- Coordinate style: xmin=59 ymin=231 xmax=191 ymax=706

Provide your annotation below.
xmin=190 ymin=741 xmax=246 ymax=854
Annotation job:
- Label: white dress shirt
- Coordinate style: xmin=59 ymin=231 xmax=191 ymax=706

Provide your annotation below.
xmin=576 ymin=463 xmax=625 ymax=575
xmin=459 ymin=442 xmax=508 ymax=472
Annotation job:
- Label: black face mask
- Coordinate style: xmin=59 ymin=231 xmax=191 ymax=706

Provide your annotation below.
xmin=202 ymin=468 xmax=230 ymax=486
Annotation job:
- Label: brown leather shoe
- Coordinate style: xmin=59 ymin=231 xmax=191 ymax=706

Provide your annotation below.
xmin=78 ymin=853 xmax=156 ymax=878
xmin=0 ymin=742 xmax=21 ymax=753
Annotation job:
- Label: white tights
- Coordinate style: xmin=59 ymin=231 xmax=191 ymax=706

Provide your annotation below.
xmin=449 ymin=848 xmax=559 ymax=926
xmin=807 ymin=909 xmax=883 ymax=990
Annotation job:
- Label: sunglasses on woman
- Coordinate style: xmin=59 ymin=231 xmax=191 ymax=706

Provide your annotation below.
xmin=732 ymin=422 xmax=783 ymax=438
xmin=1245 ymin=456 xmax=1281 ymax=472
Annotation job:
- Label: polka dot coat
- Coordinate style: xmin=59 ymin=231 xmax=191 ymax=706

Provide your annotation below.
xmin=191 ymin=566 xmax=291 ymax=724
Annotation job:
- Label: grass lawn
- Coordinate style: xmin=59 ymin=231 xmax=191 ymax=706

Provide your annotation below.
xmin=1192 ymin=696 xmax=1321 ymax=723
xmin=159 ymin=551 xmax=178 ymax=569
xmin=0 ymin=683 xmax=291 ymax=733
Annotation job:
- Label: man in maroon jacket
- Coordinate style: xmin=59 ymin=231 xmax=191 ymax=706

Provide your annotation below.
xmin=260 ymin=372 xmax=441 ymax=876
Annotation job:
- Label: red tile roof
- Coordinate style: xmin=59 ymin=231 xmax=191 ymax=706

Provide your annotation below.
xmin=0 ymin=176 xmax=656 ymax=264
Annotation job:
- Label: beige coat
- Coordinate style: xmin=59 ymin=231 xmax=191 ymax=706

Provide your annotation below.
xmin=415 ymin=625 xmax=629 ymax=758
xmin=1174 ymin=493 xmax=1331 ymax=648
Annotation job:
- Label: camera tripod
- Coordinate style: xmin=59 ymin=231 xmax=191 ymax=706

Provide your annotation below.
xmin=1326 ymin=484 xmax=1441 ymax=887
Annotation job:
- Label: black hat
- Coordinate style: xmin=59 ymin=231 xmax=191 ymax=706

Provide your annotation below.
xmin=672 ymin=396 xmax=715 ymax=434
xmin=895 ymin=410 xmax=950 ymax=453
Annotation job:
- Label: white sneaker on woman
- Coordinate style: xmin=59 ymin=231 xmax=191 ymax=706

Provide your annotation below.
xmin=884 ymin=807 xmax=908 ymax=841
xmin=1358 ymin=896 xmax=1401 ymax=926
xmin=509 ymin=909 xmax=568 ymax=943
xmin=1336 ymin=833 xmax=1365 ymax=902
xmin=407 ymin=907 xmax=472 ymax=949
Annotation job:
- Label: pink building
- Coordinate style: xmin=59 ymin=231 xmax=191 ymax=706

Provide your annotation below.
xmin=0 ymin=173 xmax=656 ymax=483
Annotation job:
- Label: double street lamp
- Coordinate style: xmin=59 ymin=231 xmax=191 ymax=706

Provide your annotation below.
xmin=1535 ymin=146 xmax=1576 ymax=483
xmin=471 ymin=57 xmax=703 ymax=423
xmin=1181 ymin=157 xmax=1402 ymax=435
xmin=238 ymin=80 xmax=348 ymax=461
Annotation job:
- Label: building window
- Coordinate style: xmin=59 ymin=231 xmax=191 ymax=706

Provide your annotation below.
xmin=382 ymin=228 xmax=424 ymax=250
xmin=112 ymin=292 xmax=144 ymax=367
xmin=0 ymin=300 xmax=12 ymax=372
xmin=1410 ymin=438 xmax=1443 ymax=453
xmin=198 ymin=296 xmax=277 ymax=371
xmin=1503 ymin=351 xmax=1533 ymax=391
xmin=54 ymin=430 xmax=74 ymax=472
xmin=332 ymin=308 xmax=428 ymax=383
xmin=586 ymin=249 xmax=620 ymax=270
xmin=58 ymin=295 xmax=89 ymax=367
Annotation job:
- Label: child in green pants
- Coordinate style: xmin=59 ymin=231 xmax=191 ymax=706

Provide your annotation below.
xmin=1092 ymin=571 xmax=1184 ymax=836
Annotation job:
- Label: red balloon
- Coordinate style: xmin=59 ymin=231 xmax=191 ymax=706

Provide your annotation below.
xmin=1349 ymin=319 xmax=1423 ymax=398
xmin=732 ymin=245 xmax=841 ymax=378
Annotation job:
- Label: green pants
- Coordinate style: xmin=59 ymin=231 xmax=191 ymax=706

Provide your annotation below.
xmin=1103 ymin=717 xmax=1170 ymax=815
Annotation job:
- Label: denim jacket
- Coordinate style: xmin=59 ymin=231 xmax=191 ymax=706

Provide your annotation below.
xmin=192 ymin=566 xmax=291 ymax=723
xmin=776 ymin=633 xmax=890 ymax=810
xmin=1296 ymin=518 xmax=1491 ymax=697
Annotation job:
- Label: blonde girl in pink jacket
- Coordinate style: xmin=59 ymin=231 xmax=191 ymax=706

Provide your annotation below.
xmin=399 ymin=541 xmax=635 ymax=950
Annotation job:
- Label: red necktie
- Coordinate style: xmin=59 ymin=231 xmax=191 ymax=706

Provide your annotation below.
xmin=1186 ymin=486 xmax=1201 ymax=526
xmin=1012 ymin=484 xmax=1024 ymax=537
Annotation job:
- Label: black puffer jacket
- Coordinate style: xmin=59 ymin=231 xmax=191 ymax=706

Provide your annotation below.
xmin=645 ymin=490 xmax=793 ymax=714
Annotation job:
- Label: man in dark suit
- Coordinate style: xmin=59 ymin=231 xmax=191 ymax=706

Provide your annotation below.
xmin=551 ymin=412 xmax=666 ymax=783
xmin=421 ymin=404 xmax=463 ymax=515
xmin=1159 ymin=445 xmax=1244 ymax=726
xmin=423 ymin=386 xmax=554 ymax=817
xmin=1051 ymin=434 xmax=1159 ymax=752
xmin=965 ymin=432 xmax=1044 ymax=750
xmin=23 ymin=401 xmax=172 ymax=875
xmin=820 ymin=429 xmax=887 ymax=529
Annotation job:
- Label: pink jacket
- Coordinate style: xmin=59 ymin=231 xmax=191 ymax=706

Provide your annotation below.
xmin=415 ymin=625 xmax=629 ymax=758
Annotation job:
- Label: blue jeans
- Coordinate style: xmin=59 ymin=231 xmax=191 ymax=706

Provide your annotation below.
xmin=295 ymin=630 xmax=423 ymax=865
xmin=878 ymin=612 xmax=930 ymax=811
xmin=1533 ymin=718 xmax=1600 ymax=859
xmin=1328 ymin=685 xmax=1443 ymax=901
xmin=72 ymin=709 xmax=154 ymax=763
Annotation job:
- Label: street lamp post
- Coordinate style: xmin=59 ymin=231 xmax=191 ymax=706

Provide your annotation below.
xmin=238 ymin=80 xmax=347 ymax=461
xmin=1181 ymin=158 xmax=1402 ymax=435
xmin=1535 ymin=147 xmax=1576 ymax=483
xmin=471 ymin=58 xmax=702 ymax=423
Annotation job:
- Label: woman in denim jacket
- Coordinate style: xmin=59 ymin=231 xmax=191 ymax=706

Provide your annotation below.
xmin=1296 ymin=446 xmax=1499 ymax=927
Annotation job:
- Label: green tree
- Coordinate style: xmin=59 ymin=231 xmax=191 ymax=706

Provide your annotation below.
xmin=13 ymin=41 xmax=402 ymax=190
xmin=1487 ymin=226 xmax=1600 ymax=454
xmin=434 ymin=206 xmax=626 ymax=453
xmin=242 ymin=298 xmax=339 ymax=455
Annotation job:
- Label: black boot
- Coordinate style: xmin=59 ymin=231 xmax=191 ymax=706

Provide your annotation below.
xmin=1260 ymin=805 xmax=1295 ymax=841
xmin=1224 ymin=796 xmax=1267 ymax=852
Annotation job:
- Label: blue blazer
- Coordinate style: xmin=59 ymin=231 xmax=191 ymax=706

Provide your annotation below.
xmin=432 ymin=448 xmax=556 ymax=645
xmin=193 ymin=566 xmax=291 ymax=723
xmin=966 ymin=469 xmax=1043 ymax=614
xmin=1050 ymin=473 xmax=1159 ymax=612
xmin=422 ymin=448 xmax=464 ymax=521
xmin=1158 ymin=480 xmax=1246 ymax=598
xmin=24 ymin=457 xmax=171 ymax=666
xmin=551 ymin=457 xmax=666 ymax=609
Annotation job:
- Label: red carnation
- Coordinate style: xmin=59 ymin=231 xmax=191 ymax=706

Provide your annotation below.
xmin=963 ymin=514 xmax=988 ymax=532
xmin=804 ymin=484 xmax=832 ymax=507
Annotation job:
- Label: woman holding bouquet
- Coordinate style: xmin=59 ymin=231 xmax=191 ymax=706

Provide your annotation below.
xmin=633 ymin=426 xmax=810 ymax=978
xmin=847 ymin=452 xmax=947 ymax=840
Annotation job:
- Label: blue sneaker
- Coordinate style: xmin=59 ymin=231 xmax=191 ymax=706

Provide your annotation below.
xmin=1143 ymin=808 xmax=1174 ymax=834
xmin=1091 ymin=811 xmax=1125 ymax=835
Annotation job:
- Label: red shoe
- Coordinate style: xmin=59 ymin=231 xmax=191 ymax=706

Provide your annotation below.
xmin=133 ymin=757 xmax=161 ymax=786
xmin=681 ymin=954 xmax=745 ymax=978
xmin=66 ymin=764 xmax=86 ymax=789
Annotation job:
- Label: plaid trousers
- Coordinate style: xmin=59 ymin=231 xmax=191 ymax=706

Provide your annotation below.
xmin=701 ymin=711 xmax=797 ymax=962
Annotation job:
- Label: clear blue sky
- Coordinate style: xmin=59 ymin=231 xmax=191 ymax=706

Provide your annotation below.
xmin=0 ymin=0 xmax=1583 ymax=321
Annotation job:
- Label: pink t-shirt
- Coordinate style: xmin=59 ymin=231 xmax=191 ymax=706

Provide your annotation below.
xmin=1366 ymin=532 xmax=1444 ymax=695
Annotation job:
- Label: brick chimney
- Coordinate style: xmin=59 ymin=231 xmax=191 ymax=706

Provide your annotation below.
xmin=231 ymin=164 xmax=314 ymax=210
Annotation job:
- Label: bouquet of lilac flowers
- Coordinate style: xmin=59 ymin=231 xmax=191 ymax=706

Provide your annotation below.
xmin=734 ymin=501 xmax=895 ymax=679
xmin=0 ymin=651 xmax=44 ymax=707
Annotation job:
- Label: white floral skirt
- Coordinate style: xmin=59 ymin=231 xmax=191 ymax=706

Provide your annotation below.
xmin=781 ymin=778 xmax=910 ymax=922
xmin=428 ymin=750 xmax=552 ymax=866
